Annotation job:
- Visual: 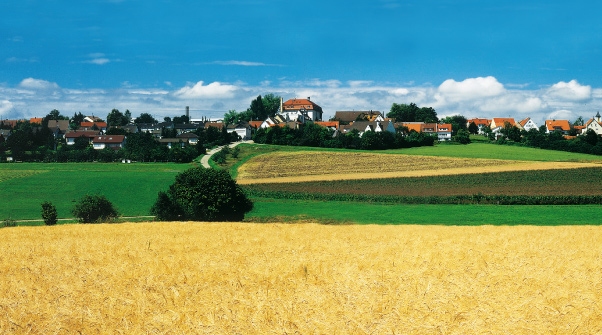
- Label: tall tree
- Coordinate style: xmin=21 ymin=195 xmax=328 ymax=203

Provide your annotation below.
xmin=107 ymin=109 xmax=129 ymax=127
xmin=262 ymin=93 xmax=281 ymax=117
xmin=248 ymin=95 xmax=266 ymax=120
xmin=134 ymin=113 xmax=158 ymax=124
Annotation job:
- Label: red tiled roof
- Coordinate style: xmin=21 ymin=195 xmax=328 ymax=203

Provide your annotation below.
xmin=315 ymin=121 xmax=339 ymax=128
xmin=248 ymin=121 xmax=263 ymax=128
xmin=545 ymin=119 xmax=571 ymax=131
xmin=467 ymin=118 xmax=491 ymax=126
xmin=92 ymin=135 xmax=125 ymax=143
xmin=30 ymin=117 xmax=43 ymax=124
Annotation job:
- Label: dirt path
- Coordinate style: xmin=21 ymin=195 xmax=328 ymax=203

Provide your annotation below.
xmin=237 ymin=160 xmax=601 ymax=184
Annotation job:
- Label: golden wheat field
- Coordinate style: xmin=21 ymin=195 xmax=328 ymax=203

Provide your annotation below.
xmin=236 ymin=151 xmax=600 ymax=184
xmin=1 ymin=222 xmax=602 ymax=334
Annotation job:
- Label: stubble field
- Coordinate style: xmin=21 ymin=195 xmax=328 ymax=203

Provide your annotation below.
xmin=2 ymin=222 xmax=601 ymax=334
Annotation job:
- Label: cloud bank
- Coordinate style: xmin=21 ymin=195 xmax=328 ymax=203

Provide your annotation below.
xmin=1 ymin=76 xmax=600 ymax=125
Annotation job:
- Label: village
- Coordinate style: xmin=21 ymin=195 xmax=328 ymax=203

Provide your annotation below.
xmin=1 ymin=97 xmax=601 ymax=155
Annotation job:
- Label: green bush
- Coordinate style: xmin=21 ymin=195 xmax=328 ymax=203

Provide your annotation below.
xmin=72 ymin=194 xmax=119 ymax=223
xmin=41 ymin=201 xmax=58 ymax=225
xmin=151 ymin=167 xmax=253 ymax=221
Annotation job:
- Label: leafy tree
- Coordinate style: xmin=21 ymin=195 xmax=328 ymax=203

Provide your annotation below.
xmin=107 ymin=109 xmax=129 ymax=127
xmin=72 ymin=194 xmax=119 ymax=223
xmin=71 ymin=112 xmax=85 ymax=124
xmin=453 ymin=129 xmax=471 ymax=144
xmin=468 ymin=121 xmax=479 ymax=135
xmin=164 ymin=116 xmax=172 ymax=122
xmin=151 ymin=167 xmax=253 ymax=221
xmin=584 ymin=129 xmax=599 ymax=146
xmin=134 ymin=113 xmax=158 ymax=124
xmin=262 ymin=93 xmax=281 ymax=117
xmin=573 ymin=116 xmax=585 ymax=126
xmin=224 ymin=109 xmax=253 ymax=125
xmin=248 ymin=95 xmax=267 ymax=120
xmin=173 ymin=114 xmax=190 ymax=124
xmin=388 ymin=103 xmax=438 ymax=123
xmin=41 ymin=201 xmax=58 ymax=225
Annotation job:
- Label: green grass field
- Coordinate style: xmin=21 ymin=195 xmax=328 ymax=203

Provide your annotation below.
xmin=0 ymin=162 xmax=193 ymax=220
xmin=2 ymin=142 xmax=601 ymax=224
xmin=246 ymin=198 xmax=602 ymax=225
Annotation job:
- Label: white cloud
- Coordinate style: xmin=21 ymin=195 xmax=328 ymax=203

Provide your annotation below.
xmin=0 ymin=100 xmax=14 ymax=114
xmin=548 ymin=109 xmax=576 ymax=121
xmin=2 ymin=76 xmax=602 ymax=127
xmin=438 ymin=76 xmax=505 ymax=102
xmin=211 ymin=60 xmax=281 ymax=67
xmin=546 ymin=80 xmax=591 ymax=101
xmin=18 ymin=78 xmax=59 ymax=90
xmin=174 ymin=81 xmax=238 ymax=99
xmin=86 ymin=58 xmax=110 ymax=65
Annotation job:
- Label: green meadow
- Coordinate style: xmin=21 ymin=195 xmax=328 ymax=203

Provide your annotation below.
xmin=0 ymin=163 xmax=193 ymax=221
xmin=1 ymin=142 xmax=601 ymax=224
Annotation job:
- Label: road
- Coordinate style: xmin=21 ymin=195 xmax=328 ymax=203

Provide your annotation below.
xmin=200 ymin=140 xmax=253 ymax=168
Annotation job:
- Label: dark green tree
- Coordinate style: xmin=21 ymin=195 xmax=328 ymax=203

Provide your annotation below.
xmin=468 ymin=122 xmax=479 ymax=135
xmin=454 ymin=129 xmax=471 ymax=144
xmin=107 ymin=109 xmax=129 ymax=127
xmin=173 ymin=114 xmax=190 ymax=124
xmin=72 ymin=194 xmax=119 ymax=223
xmin=134 ymin=113 xmax=158 ymax=124
xmin=262 ymin=93 xmax=282 ymax=117
xmin=151 ymin=167 xmax=253 ymax=221
xmin=248 ymin=95 xmax=266 ymax=120
xmin=584 ymin=129 xmax=599 ymax=146
xmin=41 ymin=201 xmax=58 ymax=225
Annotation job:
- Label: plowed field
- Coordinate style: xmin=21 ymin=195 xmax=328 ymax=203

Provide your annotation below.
xmin=1 ymin=222 xmax=601 ymax=334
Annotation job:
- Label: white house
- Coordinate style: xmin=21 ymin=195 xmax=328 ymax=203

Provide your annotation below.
xmin=91 ymin=135 xmax=126 ymax=150
xmin=584 ymin=112 xmax=602 ymax=135
xmin=518 ymin=117 xmax=539 ymax=132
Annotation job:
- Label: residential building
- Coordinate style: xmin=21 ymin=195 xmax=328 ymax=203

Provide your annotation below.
xmin=518 ymin=117 xmax=539 ymax=132
xmin=333 ymin=111 xmax=384 ymax=124
xmin=281 ymin=97 xmax=323 ymax=121
xmin=583 ymin=112 xmax=602 ymax=135
xmin=340 ymin=120 xmax=395 ymax=137
xmin=545 ymin=119 xmax=571 ymax=134
xmin=65 ymin=131 xmax=100 ymax=145
xmin=401 ymin=122 xmax=453 ymax=141
xmin=227 ymin=122 xmax=252 ymax=140
xmin=92 ymin=135 xmax=126 ymax=150
xmin=466 ymin=118 xmax=491 ymax=134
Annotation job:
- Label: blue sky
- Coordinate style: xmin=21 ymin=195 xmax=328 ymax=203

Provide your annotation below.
xmin=2 ymin=0 xmax=602 ymax=124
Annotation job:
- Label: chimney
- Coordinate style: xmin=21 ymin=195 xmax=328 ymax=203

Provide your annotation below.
xmin=185 ymin=106 xmax=189 ymax=119
xmin=307 ymin=97 xmax=311 ymax=101
xmin=280 ymin=97 xmax=283 ymax=113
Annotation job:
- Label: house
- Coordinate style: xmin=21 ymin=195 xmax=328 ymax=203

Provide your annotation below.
xmin=92 ymin=135 xmax=126 ymax=150
xmin=281 ymin=97 xmax=323 ymax=121
xmin=340 ymin=120 xmax=395 ymax=137
xmin=30 ymin=117 xmax=43 ymax=125
xmin=205 ymin=122 xmax=225 ymax=130
xmin=79 ymin=121 xmax=107 ymax=133
xmin=84 ymin=115 xmax=104 ymax=123
xmin=0 ymin=120 xmax=19 ymax=129
xmin=175 ymin=123 xmax=200 ymax=135
xmin=315 ymin=121 xmax=340 ymax=131
xmin=583 ymin=112 xmax=602 ymax=135
xmin=65 ymin=131 xmax=100 ymax=145
xmin=177 ymin=132 xmax=199 ymax=145
xmin=333 ymin=111 xmax=384 ymax=124
xmin=545 ymin=119 xmax=571 ymax=134
xmin=401 ymin=122 xmax=453 ymax=141
xmin=47 ymin=120 xmax=70 ymax=139
xmin=227 ymin=122 xmax=252 ymax=140
xmin=518 ymin=117 xmax=539 ymax=132
xmin=489 ymin=118 xmax=517 ymax=136
xmin=466 ymin=118 xmax=491 ymax=134
xmin=0 ymin=129 xmax=11 ymax=140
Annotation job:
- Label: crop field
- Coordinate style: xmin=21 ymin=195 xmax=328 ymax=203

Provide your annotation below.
xmin=243 ymin=167 xmax=602 ymax=197
xmin=1 ymin=222 xmax=601 ymax=333
xmin=236 ymin=151 xmax=600 ymax=184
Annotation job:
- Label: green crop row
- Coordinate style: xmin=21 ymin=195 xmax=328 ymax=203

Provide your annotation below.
xmin=244 ymin=189 xmax=602 ymax=206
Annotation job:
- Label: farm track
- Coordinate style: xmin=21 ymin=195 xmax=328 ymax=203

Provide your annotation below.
xmin=236 ymin=151 xmax=601 ymax=184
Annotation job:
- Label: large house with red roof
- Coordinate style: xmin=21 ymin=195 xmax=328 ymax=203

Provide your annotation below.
xmin=545 ymin=119 xmax=571 ymax=134
xmin=281 ymin=97 xmax=323 ymax=122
